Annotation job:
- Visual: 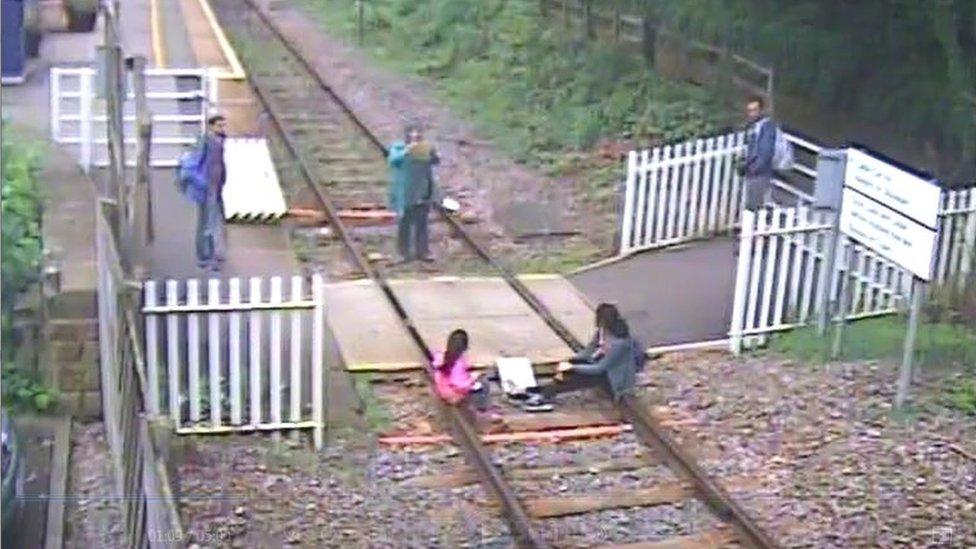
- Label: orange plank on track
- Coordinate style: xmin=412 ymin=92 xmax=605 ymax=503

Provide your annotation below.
xmin=379 ymin=424 xmax=632 ymax=446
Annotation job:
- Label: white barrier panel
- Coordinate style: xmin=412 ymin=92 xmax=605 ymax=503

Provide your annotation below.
xmin=222 ymin=137 xmax=288 ymax=222
xmin=619 ymin=130 xmax=821 ymax=254
xmin=142 ymin=275 xmax=326 ymax=448
xmin=729 ymin=187 xmax=976 ymax=353
xmin=50 ymin=66 xmax=217 ymax=170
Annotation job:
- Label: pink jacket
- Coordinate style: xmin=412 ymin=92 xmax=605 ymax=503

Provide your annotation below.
xmin=433 ymin=352 xmax=474 ymax=404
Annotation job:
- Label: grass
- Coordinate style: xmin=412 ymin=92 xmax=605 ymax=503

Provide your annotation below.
xmin=771 ymin=315 xmax=976 ymax=369
xmin=772 ymin=314 xmax=976 ymax=415
xmin=351 ymin=373 xmax=392 ymax=432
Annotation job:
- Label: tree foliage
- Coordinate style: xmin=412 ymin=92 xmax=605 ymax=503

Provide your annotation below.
xmin=624 ymin=0 xmax=976 ymax=181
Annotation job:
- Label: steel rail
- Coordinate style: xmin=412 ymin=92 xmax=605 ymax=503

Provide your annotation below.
xmin=236 ymin=2 xmax=544 ymax=546
xmin=236 ymin=2 xmax=777 ymax=547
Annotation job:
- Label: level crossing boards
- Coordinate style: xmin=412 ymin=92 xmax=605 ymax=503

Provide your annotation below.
xmin=326 ymin=275 xmax=595 ymax=372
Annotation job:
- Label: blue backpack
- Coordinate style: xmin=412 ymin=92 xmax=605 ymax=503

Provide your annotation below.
xmin=177 ymin=138 xmax=209 ymax=204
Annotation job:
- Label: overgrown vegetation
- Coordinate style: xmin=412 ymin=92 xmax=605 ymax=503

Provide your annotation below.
xmin=1 ymin=124 xmax=54 ymax=412
xmin=298 ymin=0 xmax=726 ymax=160
xmin=351 ymin=373 xmax=392 ymax=432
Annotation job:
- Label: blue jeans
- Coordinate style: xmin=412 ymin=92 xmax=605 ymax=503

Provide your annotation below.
xmin=196 ymin=190 xmax=226 ymax=266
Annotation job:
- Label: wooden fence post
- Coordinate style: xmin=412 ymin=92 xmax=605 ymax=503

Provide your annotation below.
xmin=583 ymin=0 xmax=594 ymax=40
xmin=641 ymin=15 xmax=656 ymax=67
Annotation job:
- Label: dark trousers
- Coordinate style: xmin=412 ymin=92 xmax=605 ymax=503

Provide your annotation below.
xmin=540 ymin=372 xmax=610 ymax=399
xmin=397 ymin=203 xmax=430 ymax=261
xmin=742 ymin=174 xmax=772 ymax=211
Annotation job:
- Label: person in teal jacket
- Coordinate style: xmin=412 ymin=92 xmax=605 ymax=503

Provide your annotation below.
xmin=388 ymin=125 xmax=440 ymax=263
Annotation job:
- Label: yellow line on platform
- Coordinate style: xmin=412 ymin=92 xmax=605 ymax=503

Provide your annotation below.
xmin=196 ymin=0 xmax=247 ymax=80
xmin=150 ymin=0 xmax=167 ymax=68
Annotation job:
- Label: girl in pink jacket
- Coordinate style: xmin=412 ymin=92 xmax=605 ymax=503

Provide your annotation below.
xmin=432 ymin=330 xmax=499 ymax=420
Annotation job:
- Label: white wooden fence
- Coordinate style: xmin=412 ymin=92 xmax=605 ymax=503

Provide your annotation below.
xmin=50 ymin=67 xmax=218 ymax=171
xmin=142 ymin=275 xmax=327 ymax=448
xmin=729 ymin=188 xmax=976 ymax=352
xmin=619 ymin=130 xmax=821 ymax=254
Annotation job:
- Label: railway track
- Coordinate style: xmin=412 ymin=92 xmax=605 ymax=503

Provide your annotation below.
xmin=219 ymin=1 xmax=779 ymax=547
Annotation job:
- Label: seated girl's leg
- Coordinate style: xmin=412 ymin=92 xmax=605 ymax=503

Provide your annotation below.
xmin=540 ymin=372 xmax=604 ymax=399
xmin=470 ymin=382 xmax=490 ymax=411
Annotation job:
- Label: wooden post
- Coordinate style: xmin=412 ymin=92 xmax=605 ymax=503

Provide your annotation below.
xmin=613 ymin=9 xmax=621 ymax=43
xmin=641 ymin=15 xmax=656 ymax=67
xmin=583 ymin=0 xmax=594 ymax=40
xmin=131 ymin=55 xmax=153 ymax=260
xmin=355 ymin=0 xmax=364 ymax=46
xmin=895 ymin=279 xmax=925 ymax=409
xmin=562 ymin=0 xmax=569 ymax=27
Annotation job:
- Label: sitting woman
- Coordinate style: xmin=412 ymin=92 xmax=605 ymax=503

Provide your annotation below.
xmin=529 ymin=311 xmax=640 ymax=405
xmin=432 ymin=329 xmax=500 ymax=420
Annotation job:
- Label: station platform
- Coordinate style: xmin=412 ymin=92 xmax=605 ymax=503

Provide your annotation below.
xmin=327 ymin=274 xmax=595 ymax=372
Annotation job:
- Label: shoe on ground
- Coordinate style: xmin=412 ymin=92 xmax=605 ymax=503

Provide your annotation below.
xmin=506 ymin=392 xmax=529 ymax=403
xmin=420 ymin=255 xmax=435 ymax=263
xmin=521 ymin=394 xmax=553 ymax=413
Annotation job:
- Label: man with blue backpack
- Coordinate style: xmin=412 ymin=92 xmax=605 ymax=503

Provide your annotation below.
xmin=737 ymin=95 xmax=793 ymax=211
xmin=179 ymin=114 xmax=228 ymax=271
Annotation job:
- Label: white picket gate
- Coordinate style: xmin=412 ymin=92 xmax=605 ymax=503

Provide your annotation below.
xmin=142 ymin=274 xmax=326 ymax=448
xmin=729 ymin=188 xmax=976 ymax=352
xmin=619 ymin=130 xmax=822 ymax=254
xmin=50 ymin=67 xmax=219 ymax=171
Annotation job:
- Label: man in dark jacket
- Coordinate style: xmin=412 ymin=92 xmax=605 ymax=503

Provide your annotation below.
xmin=738 ymin=96 xmax=776 ymax=211
xmin=196 ymin=114 xmax=227 ymax=271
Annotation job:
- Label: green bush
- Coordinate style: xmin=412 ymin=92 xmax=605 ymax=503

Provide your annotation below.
xmin=1 ymin=123 xmax=52 ymax=412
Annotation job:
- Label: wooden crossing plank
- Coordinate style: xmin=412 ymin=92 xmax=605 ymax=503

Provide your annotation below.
xmin=508 ymin=476 xmax=758 ymax=519
xmin=592 ymin=526 xmax=737 ymax=549
xmin=502 ymin=409 xmax=622 ymax=432
xmin=403 ymin=456 xmax=657 ymax=489
xmin=323 ymin=279 xmax=426 ymax=371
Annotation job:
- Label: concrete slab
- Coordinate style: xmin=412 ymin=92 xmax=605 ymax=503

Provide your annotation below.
xmin=519 ymin=274 xmax=595 ymax=345
xmin=571 ymin=237 xmax=737 ymax=347
xmin=323 ymin=280 xmax=426 ymax=371
xmin=388 ymin=276 xmax=579 ymax=367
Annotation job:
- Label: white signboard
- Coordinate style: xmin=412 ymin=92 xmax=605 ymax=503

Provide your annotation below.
xmin=839 ymin=188 xmax=937 ymax=280
xmin=844 ymin=148 xmax=941 ymax=229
